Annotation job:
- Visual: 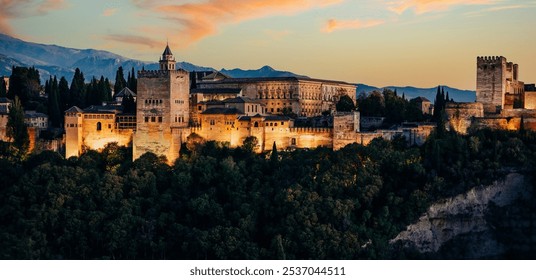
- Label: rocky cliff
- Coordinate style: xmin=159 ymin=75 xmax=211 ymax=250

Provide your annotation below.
xmin=391 ymin=173 xmax=533 ymax=258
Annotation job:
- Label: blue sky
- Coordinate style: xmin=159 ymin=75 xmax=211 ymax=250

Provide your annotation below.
xmin=2 ymin=0 xmax=536 ymax=89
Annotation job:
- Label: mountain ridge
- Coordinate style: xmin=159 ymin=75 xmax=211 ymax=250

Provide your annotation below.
xmin=0 ymin=33 xmax=476 ymax=102
xmin=357 ymin=83 xmax=476 ymax=103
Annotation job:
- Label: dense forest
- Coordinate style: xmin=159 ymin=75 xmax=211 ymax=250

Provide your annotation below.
xmin=0 ymin=127 xmax=535 ymax=259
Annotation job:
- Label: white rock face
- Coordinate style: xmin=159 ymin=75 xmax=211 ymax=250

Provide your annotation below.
xmin=391 ymin=173 xmax=530 ymax=256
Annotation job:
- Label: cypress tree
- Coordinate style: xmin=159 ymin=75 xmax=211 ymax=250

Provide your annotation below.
xmin=48 ymin=76 xmax=61 ymax=127
xmin=270 ymin=141 xmax=278 ymax=162
xmin=98 ymin=76 xmax=110 ymax=102
xmin=7 ymin=96 xmax=29 ymax=156
xmin=0 ymin=78 xmax=6 ymax=97
xmin=70 ymin=68 xmax=86 ymax=108
xmin=104 ymin=78 xmax=112 ymax=101
xmin=128 ymin=67 xmax=137 ymax=93
xmin=58 ymin=76 xmax=70 ymax=111
xmin=114 ymin=66 xmax=127 ymax=95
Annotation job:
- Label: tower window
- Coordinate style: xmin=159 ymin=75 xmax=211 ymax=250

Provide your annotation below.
xmin=97 ymin=122 xmax=102 ymax=131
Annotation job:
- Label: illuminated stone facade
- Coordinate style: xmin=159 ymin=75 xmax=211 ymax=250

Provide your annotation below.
xmin=133 ymin=44 xmax=190 ymax=161
xmin=64 ymin=105 xmax=134 ymax=158
xmin=448 ymin=56 xmax=536 ymax=134
xmin=64 ymin=44 xmax=434 ymax=162
xmin=197 ymin=76 xmax=356 ymax=117
xmin=476 ymin=56 xmax=524 ymax=114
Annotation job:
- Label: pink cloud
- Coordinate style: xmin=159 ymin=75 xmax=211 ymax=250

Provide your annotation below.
xmin=102 ymin=34 xmax=161 ymax=49
xmin=0 ymin=0 xmax=68 ymax=34
xmin=132 ymin=0 xmax=343 ymax=47
xmin=322 ymin=18 xmax=385 ymax=33
xmin=388 ymin=0 xmax=493 ymax=15
xmin=102 ymin=8 xmax=118 ymax=17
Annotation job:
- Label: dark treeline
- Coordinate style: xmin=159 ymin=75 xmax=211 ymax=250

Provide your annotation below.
xmin=5 ymin=66 xmax=136 ymax=129
xmin=357 ymin=89 xmax=427 ymax=125
xmin=0 ymin=128 xmax=535 ymax=259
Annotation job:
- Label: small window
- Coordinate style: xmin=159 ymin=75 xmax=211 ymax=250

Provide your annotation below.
xmin=97 ymin=122 xmax=102 ymax=131
xmin=108 ymin=124 xmax=111 ymax=129
xmin=158 ymin=117 xmax=162 ymax=123
xmin=151 ymin=116 xmax=156 ymax=122
xmin=254 ymin=122 xmax=259 ymax=128
xmin=145 ymin=117 xmax=149 ymax=122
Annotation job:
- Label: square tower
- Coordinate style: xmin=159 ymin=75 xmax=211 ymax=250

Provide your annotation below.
xmin=133 ymin=44 xmax=190 ymax=162
xmin=476 ymin=56 xmax=507 ymax=114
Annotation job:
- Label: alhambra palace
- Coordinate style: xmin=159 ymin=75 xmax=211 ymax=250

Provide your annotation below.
xmin=59 ymin=48 xmax=536 ymax=161
xmin=3 ymin=44 xmax=536 ymax=162
xmin=64 ymin=44 xmax=436 ymax=162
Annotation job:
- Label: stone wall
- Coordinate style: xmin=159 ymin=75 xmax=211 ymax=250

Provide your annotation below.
xmin=445 ymin=102 xmax=484 ymax=134
xmin=198 ymin=78 xmax=356 ymax=117
xmin=525 ymin=91 xmax=536 ymax=109
xmin=476 ymin=56 xmax=507 ymax=114
xmin=473 ymin=117 xmax=521 ymax=131
xmin=134 ymin=69 xmax=190 ymax=162
xmin=0 ymin=114 xmax=8 ymax=142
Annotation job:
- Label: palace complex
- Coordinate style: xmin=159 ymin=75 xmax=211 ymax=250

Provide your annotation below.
xmin=64 ymin=44 xmax=434 ymax=162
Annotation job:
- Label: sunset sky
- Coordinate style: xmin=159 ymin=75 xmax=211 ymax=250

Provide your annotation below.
xmin=2 ymin=0 xmax=536 ymax=89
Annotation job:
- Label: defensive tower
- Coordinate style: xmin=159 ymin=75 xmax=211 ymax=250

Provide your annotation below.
xmin=133 ymin=43 xmax=190 ymax=161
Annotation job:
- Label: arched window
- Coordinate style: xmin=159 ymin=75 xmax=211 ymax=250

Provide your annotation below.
xmin=97 ymin=122 xmax=102 ymax=131
xmin=254 ymin=122 xmax=259 ymax=128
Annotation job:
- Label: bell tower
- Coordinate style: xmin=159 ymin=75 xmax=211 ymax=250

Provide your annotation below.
xmin=159 ymin=43 xmax=176 ymax=71
xmin=134 ymin=43 xmax=190 ymax=162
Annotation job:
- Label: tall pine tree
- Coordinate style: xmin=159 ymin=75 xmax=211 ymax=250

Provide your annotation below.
xmin=7 ymin=96 xmax=29 ymax=156
xmin=58 ymin=76 xmax=70 ymax=111
xmin=47 ymin=76 xmax=61 ymax=128
xmin=114 ymin=66 xmax=127 ymax=95
xmin=70 ymin=68 xmax=86 ymax=108
xmin=128 ymin=67 xmax=137 ymax=93
xmin=0 ymin=78 xmax=6 ymax=97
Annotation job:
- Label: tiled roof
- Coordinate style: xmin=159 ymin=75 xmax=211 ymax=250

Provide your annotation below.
xmin=114 ymin=87 xmax=136 ymax=98
xmin=264 ymin=115 xmax=291 ymax=121
xmin=198 ymin=76 xmax=354 ymax=86
xmin=201 ymin=107 xmax=244 ymax=115
xmin=25 ymin=111 xmax=48 ymax=118
xmin=162 ymin=44 xmax=173 ymax=56
xmin=83 ymin=105 xmax=122 ymax=114
xmin=65 ymin=106 xmax=84 ymax=113
xmin=191 ymin=88 xmax=242 ymax=95
xmin=223 ymin=97 xmax=259 ymax=104
xmin=411 ymin=96 xmax=431 ymax=102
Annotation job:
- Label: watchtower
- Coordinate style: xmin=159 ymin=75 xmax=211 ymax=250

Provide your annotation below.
xmin=133 ymin=43 xmax=190 ymax=161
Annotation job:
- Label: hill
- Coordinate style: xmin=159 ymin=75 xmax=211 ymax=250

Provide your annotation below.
xmin=357 ymin=84 xmax=476 ymax=103
xmin=0 ymin=33 xmax=304 ymax=82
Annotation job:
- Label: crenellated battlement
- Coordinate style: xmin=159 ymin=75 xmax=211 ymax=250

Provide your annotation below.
xmin=289 ymin=127 xmax=333 ymax=133
xmin=477 ymin=56 xmax=505 ymax=64
xmin=138 ymin=70 xmax=170 ymax=78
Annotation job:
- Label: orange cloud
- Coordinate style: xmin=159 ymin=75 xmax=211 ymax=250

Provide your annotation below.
xmin=102 ymin=8 xmax=118 ymax=17
xmin=322 ymin=18 xmax=385 ymax=33
xmin=388 ymin=0 xmax=493 ymax=14
xmin=103 ymin=34 xmax=161 ymax=49
xmin=133 ymin=0 xmax=343 ymax=47
xmin=0 ymin=0 xmax=67 ymax=34
xmin=37 ymin=0 xmax=66 ymax=15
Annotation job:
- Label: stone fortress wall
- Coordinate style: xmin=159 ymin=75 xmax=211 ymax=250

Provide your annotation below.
xmin=64 ymin=44 xmax=433 ymax=162
xmin=447 ymin=56 xmax=536 ymax=134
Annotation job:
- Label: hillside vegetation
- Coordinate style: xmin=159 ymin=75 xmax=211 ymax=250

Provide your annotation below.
xmin=0 ymin=129 xmax=535 ymax=259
